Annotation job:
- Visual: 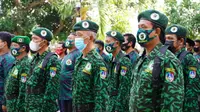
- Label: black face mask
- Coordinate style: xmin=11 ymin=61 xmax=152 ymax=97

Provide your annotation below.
xmin=121 ymin=42 xmax=130 ymax=51
xmin=194 ymin=47 xmax=200 ymax=52
xmin=164 ymin=40 xmax=176 ymax=53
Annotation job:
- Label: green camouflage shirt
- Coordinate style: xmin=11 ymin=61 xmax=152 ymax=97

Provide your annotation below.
xmin=175 ymin=48 xmax=200 ymax=112
xmin=25 ymin=51 xmax=61 ymax=112
xmin=72 ymin=49 xmax=108 ymax=112
xmin=107 ymin=50 xmax=132 ymax=112
xmin=5 ymin=56 xmax=30 ymax=112
xmin=129 ymin=43 xmax=184 ymax=112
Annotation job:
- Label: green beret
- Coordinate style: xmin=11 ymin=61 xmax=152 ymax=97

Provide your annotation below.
xmin=32 ymin=27 xmax=53 ymax=41
xmin=73 ymin=20 xmax=99 ymax=33
xmin=11 ymin=36 xmax=30 ymax=45
xmin=106 ymin=31 xmax=124 ymax=42
xmin=165 ymin=24 xmax=187 ymax=38
xmin=138 ymin=9 xmax=168 ymax=30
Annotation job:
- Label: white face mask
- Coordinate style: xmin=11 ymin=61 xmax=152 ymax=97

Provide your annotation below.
xmin=29 ymin=41 xmax=41 ymax=51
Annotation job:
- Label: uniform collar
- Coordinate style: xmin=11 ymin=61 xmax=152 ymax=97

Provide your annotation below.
xmin=175 ymin=47 xmax=185 ymax=56
xmin=112 ymin=50 xmax=125 ymax=62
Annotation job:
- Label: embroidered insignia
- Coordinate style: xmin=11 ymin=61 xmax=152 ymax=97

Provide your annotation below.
xmin=111 ymin=31 xmax=117 ymax=37
xmin=121 ymin=66 xmax=127 ymax=76
xmin=82 ymin=21 xmax=89 ymax=28
xmin=170 ymin=27 xmax=178 ymax=33
xmin=150 ymin=13 xmax=160 ymax=20
xmin=100 ymin=67 xmax=107 ymax=79
xmin=50 ymin=67 xmax=57 ymax=77
xmin=41 ymin=30 xmax=47 ymax=37
xmin=82 ymin=62 xmax=92 ymax=75
xmin=165 ymin=72 xmax=174 ymax=82
xmin=21 ymin=73 xmax=27 ymax=83
xmin=66 ymin=59 xmax=72 ymax=65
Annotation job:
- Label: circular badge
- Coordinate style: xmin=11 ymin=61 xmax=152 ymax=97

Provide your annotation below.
xmin=106 ymin=46 xmax=112 ymax=52
xmin=66 ymin=59 xmax=72 ymax=65
xmin=165 ymin=72 xmax=174 ymax=82
xmin=18 ymin=38 xmax=23 ymax=43
xmin=65 ymin=41 xmax=70 ymax=46
xmin=82 ymin=21 xmax=89 ymax=28
xmin=189 ymin=71 xmax=196 ymax=78
xmin=150 ymin=13 xmax=160 ymax=20
xmin=138 ymin=32 xmax=146 ymax=41
xmin=41 ymin=30 xmax=47 ymax=37
xmin=111 ymin=31 xmax=117 ymax=37
xmin=170 ymin=27 xmax=178 ymax=33
xmin=12 ymin=49 xmax=18 ymax=55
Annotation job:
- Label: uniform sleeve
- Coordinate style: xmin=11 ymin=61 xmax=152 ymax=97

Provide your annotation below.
xmin=93 ymin=62 xmax=109 ymax=111
xmin=160 ymin=58 xmax=184 ymax=112
xmin=42 ymin=56 xmax=61 ymax=110
xmin=185 ymin=54 xmax=200 ymax=93
xmin=115 ymin=58 xmax=132 ymax=111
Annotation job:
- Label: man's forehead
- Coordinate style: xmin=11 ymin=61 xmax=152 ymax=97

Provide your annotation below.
xmin=76 ymin=31 xmax=88 ymax=36
xmin=138 ymin=19 xmax=153 ymax=26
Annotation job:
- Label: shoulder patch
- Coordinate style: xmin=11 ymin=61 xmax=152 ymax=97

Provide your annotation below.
xmin=21 ymin=73 xmax=28 ymax=83
xmin=121 ymin=66 xmax=127 ymax=76
xmin=165 ymin=72 xmax=174 ymax=82
xmin=11 ymin=68 xmax=18 ymax=78
xmin=100 ymin=67 xmax=107 ymax=79
xmin=50 ymin=67 xmax=57 ymax=77
xmin=66 ymin=59 xmax=72 ymax=65
xmin=82 ymin=62 xmax=92 ymax=75
xmin=188 ymin=67 xmax=196 ymax=79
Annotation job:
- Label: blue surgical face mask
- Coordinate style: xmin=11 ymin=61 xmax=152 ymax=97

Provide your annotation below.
xmin=137 ymin=28 xmax=156 ymax=46
xmin=75 ymin=38 xmax=86 ymax=52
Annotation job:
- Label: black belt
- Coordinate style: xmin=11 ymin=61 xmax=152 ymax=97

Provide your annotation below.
xmin=6 ymin=94 xmax=18 ymax=100
xmin=74 ymin=103 xmax=94 ymax=112
xmin=26 ymin=87 xmax=45 ymax=94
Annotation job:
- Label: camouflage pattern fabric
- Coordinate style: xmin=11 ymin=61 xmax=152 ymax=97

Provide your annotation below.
xmin=72 ymin=49 xmax=108 ymax=112
xmin=101 ymin=52 xmax=111 ymax=66
xmin=0 ymin=52 xmax=15 ymax=105
xmin=59 ymin=49 xmax=81 ymax=100
xmin=107 ymin=50 xmax=132 ymax=112
xmin=129 ymin=43 xmax=184 ymax=112
xmin=5 ymin=56 xmax=30 ymax=112
xmin=175 ymin=48 xmax=200 ymax=112
xmin=127 ymin=50 xmax=139 ymax=65
xmin=194 ymin=54 xmax=200 ymax=65
xmin=25 ymin=51 xmax=61 ymax=112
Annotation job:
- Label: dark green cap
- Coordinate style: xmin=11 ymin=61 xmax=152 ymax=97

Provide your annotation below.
xmin=106 ymin=31 xmax=124 ymax=42
xmin=73 ymin=20 xmax=99 ymax=33
xmin=165 ymin=24 xmax=187 ymax=38
xmin=11 ymin=36 xmax=30 ymax=45
xmin=31 ymin=27 xmax=53 ymax=41
xmin=138 ymin=9 xmax=168 ymax=30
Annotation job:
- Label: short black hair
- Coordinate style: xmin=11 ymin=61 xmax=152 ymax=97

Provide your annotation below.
xmin=19 ymin=43 xmax=30 ymax=53
xmin=0 ymin=32 xmax=14 ymax=48
xmin=152 ymin=23 xmax=165 ymax=44
xmin=195 ymin=39 xmax=200 ymax=43
xmin=123 ymin=33 xmax=136 ymax=48
xmin=186 ymin=38 xmax=195 ymax=46
xmin=95 ymin=40 xmax=104 ymax=50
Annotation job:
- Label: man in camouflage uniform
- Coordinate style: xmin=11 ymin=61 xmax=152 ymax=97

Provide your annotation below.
xmin=194 ymin=40 xmax=200 ymax=64
xmin=25 ymin=27 xmax=61 ymax=112
xmin=95 ymin=40 xmax=110 ymax=65
xmin=121 ymin=33 xmax=139 ymax=65
xmin=72 ymin=20 xmax=108 ymax=112
xmin=4 ymin=36 xmax=30 ymax=112
xmin=165 ymin=24 xmax=200 ymax=112
xmin=129 ymin=10 xmax=184 ymax=112
xmin=105 ymin=31 xmax=132 ymax=112
xmin=59 ymin=32 xmax=81 ymax=112
xmin=186 ymin=38 xmax=195 ymax=53
xmin=0 ymin=32 xmax=15 ymax=112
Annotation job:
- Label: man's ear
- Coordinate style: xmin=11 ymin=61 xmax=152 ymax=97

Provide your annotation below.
xmin=155 ymin=28 xmax=161 ymax=36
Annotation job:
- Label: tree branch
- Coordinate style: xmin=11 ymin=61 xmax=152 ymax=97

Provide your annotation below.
xmin=53 ymin=20 xmax=65 ymax=35
xmin=26 ymin=0 xmax=46 ymax=10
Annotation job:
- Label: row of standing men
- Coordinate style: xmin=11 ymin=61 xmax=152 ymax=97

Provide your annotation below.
xmin=0 ymin=9 xmax=200 ymax=112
